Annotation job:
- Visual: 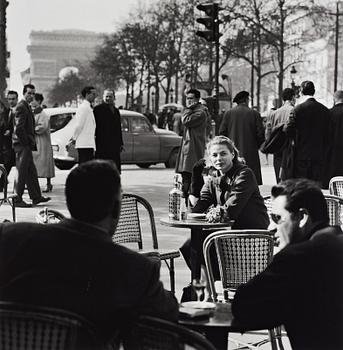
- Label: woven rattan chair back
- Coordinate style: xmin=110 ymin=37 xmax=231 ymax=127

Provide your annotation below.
xmin=0 ymin=164 xmax=16 ymax=221
xmin=113 ymin=193 xmax=158 ymax=249
xmin=204 ymin=230 xmax=274 ymax=302
xmin=113 ymin=193 xmax=180 ymax=295
xmin=324 ymin=194 xmax=343 ymax=226
xmin=263 ymin=195 xmax=272 ymax=221
xmin=36 ymin=208 xmax=66 ymax=224
xmin=329 ymin=176 xmax=343 ymax=198
xmin=0 ymin=301 xmax=101 ymax=350
xmin=123 ymin=315 xmax=217 ymax=350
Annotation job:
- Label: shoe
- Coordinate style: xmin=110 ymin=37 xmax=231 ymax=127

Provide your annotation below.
xmin=14 ymin=200 xmax=32 ymax=208
xmin=42 ymin=184 xmax=53 ymax=193
xmin=32 ymin=196 xmax=51 ymax=205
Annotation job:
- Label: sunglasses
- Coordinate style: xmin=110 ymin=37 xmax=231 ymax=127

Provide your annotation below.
xmin=270 ymin=213 xmax=285 ymax=224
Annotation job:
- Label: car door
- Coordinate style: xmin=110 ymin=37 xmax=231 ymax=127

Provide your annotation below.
xmin=131 ymin=115 xmax=160 ymax=162
xmin=120 ymin=116 xmax=133 ymax=162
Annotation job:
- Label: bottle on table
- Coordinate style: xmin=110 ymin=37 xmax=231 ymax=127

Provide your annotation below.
xmin=180 ymin=194 xmax=188 ymax=220
xmin=169 ymin=174 xmax=182 ymax=220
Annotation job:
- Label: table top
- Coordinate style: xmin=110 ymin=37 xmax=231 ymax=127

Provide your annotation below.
xmin=179 ymin=302 xmax=253 ymax=333
xmin=160 ymin=217 xmax=234 ymax=229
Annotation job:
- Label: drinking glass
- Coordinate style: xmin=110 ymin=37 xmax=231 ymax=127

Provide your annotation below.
xmin=192 ymin=278 xmax=206 ymax=304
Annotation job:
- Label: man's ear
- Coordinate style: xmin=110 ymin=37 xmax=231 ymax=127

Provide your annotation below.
xmin=298 ymin=208 xmax=310 ymax=228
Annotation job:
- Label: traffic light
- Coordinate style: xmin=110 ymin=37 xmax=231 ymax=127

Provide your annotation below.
xmin=196 ymin=3 xmax=222 ymax=42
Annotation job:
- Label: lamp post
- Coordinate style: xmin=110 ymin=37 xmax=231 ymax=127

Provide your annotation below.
xmin=290 ymin=65 xmax=297 ymax=91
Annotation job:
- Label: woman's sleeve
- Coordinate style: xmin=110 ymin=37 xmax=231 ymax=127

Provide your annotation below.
xmin=224 ymin=168 xmax=256 ymax=219
xmin=192 ymin=178 xmax=213 ymax=213
xmin=35 ymin=112 xmax=49 ymax=134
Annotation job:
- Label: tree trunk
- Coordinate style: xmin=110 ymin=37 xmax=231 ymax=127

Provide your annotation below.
xmin=278 ymin=0 xmax=285 ymax=107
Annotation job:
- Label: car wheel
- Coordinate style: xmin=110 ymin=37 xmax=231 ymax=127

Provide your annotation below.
xmin=137 ymin=163 xmax=152 ymax=169
xmin=54 ymin=160 xmax=75 ymax=170
xmin=165 ymin=148 xmax=179 ymax=168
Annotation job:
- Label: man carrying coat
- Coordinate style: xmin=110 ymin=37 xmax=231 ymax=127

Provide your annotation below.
xmin=175 ymin=89 xmax=208 ymax=197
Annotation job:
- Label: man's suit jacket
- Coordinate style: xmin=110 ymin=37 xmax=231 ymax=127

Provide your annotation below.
xmin=73 ymin=100 xmax=96 ymax=149
xmin=327 ymin=102 xmax=343 ymax=179
xmin=94 ymin=103 xmax=123 ymax=159
xmin=12 ymin=99 xmax=36 ymax=150
xmin=0 ymin=220 xmax=178 ymax=340
xmin=286 ymin=97 xmax=330 ymax=162
xmin=232 ymin=225 xmax=343 ymax=350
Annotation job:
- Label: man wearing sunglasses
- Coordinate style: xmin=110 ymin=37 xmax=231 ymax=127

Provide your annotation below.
xmin=232 ymin=178 xmax=343 ymax=350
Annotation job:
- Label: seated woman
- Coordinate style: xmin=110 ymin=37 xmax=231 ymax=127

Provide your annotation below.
xmin=180 ymin=136 xmax=269 ymax=277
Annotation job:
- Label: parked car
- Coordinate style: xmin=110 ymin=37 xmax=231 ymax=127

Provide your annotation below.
xmin=46 ymin=107 xmax=182 ymax=170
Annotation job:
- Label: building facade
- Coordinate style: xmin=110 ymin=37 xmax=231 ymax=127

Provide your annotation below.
xmin=25 ymin=29 xmax=104 ymax=104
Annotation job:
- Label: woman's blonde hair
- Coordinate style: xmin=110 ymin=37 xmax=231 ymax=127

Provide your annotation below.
xmin=205 ymin=136 xmax=244 ymax=166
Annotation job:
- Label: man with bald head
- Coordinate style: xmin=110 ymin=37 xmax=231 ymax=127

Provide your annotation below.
xmin=94 ymin=89 xmax=124 ymax=173
xmin=326 ymin=90 xmax=343 ymax=182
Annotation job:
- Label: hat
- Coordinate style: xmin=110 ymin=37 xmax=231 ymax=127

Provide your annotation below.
xmin=233 ymin=91 xmax=249 ymax=104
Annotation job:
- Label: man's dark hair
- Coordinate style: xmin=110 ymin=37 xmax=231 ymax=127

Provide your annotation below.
xmin=282 ymin=88 xmax=295 ymax=101
xmin=34 ymin=93 xmax=44 ymax=104
xmin=81 ymin=86 xmax=95 ymax=98
xmin=65 ymin=160 xmax=121 ymax=223
xmin=7 ymin=90 xmax=18 ymax=97
xmin=187 ymin=89 xmax=201 ymax=99
xmin=301 ymin=81 xmax=315 ymax=96
xmin=271 ymin=178 xmax=328 ymax=223
xmin=23 ymin=84 xmax=35 ymax=95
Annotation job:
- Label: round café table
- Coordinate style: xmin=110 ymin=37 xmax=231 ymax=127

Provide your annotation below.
xmin=160 ymin=217 xmax=233 ymax=280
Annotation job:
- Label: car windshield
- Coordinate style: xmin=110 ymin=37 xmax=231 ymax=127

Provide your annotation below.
xmin=50 ymin=113 xmax=74 ymax=133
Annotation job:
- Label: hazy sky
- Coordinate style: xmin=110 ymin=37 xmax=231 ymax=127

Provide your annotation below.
xmin=7 ymin=0 xmax=145 ymax=92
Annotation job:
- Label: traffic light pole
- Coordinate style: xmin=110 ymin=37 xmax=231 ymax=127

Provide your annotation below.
xmin=214 ymin=21 xmax=220 ymax=130
xmin=195 ymin=2 xmax=222 ymax=133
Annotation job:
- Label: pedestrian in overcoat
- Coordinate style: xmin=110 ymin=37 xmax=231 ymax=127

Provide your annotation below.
xmin=219 ymin=91 xmax=265 ymax=185
xmin=175 ymin=89 xmax=208 ymax=197
xmin=94 ymin=89 xmax=123 ymax=173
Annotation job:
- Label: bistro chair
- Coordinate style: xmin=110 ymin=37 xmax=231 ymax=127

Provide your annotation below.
xmin=0 ymin=164 xmax=16 ymax=222
xmin=36 ymin=207 xmax=66 ymax=224
xmin=113 ymin=193 xmax=180 ymax=294
xmin=324 ymin=194 xmax=343 ymax=226
xmin=329 ymin=176 xmax=343 ymax=198
xmin=0 ymin=301 xmax=103 ymax=350
xmin=203 ymin=230 xmax=284 ymax=350
xmin=263 ymin=195 xmax=273 ymax=223
xmin=122 ymin=315 xmax=217 ymax=350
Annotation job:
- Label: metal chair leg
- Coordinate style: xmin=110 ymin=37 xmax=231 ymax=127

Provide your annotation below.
xmin=268 ymin=329 xmax=278 ymax=350
xmin=169 ymin=258 xmax=175 ymax=295
xmin=275 ymin=326 xmax=285 ymax=350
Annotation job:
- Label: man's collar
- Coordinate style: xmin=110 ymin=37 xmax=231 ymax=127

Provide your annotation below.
xmin=304 ymin=221 xmax=330 ymax=240
xmin=82 ymin=99 xmax=91 ymax=106
xmin=302 ymin=95 xmax=315 ymax=102
xmin=60 ymin=218 xmax=113 ymax=243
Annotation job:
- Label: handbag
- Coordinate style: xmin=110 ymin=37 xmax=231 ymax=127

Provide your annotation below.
xmin=260 ymin=124 xmax=287 ymax=154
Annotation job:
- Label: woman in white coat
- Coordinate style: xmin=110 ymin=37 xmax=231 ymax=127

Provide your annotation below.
xmin=31 ymin=93 xmax=55 ymax=192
